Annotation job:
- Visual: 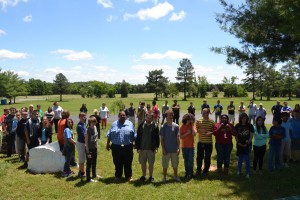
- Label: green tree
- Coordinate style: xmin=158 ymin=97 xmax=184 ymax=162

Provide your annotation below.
xmin=262 ymin=67 xmax=281 ymax=100
xmin=53 ymin=73 xmax=69 ymax=101
xmin=197 ymin=76 xmax=209 ymax=98
xmin=93 ymin=81 xmax=108 ymax=98
xmin=120 ymin=80 xmax=128 ymax=98
xmin=176 ymin=58 xmax=195 ymax=101
xmin=281 ymin=62 xmax=297 ymax=100
xmin=145 ymin=69 xmax=168 ymax=100
xmin=3 ymin=71 xmax=27 ymax=103
xmin=222 ymin=76 xmax=238 ymax=97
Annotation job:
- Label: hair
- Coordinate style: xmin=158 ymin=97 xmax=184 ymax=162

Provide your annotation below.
xmin=37 ymin=104 xmax=41 ymax=108
xmin=65 ymin=118 xmax=73 ymax=130
xmin=88 ymin=116 xmax=97 ymax=126
xmin=182 ymin=113 xmax=194 ymax=124
xmin=273 ymin=116 xmax=282 ymax=125
xmin=53 ymin=101 xmax=58 ymax=106
xmin=294 ymin=104 xmax=300 ymax=110
xmin=146 ymin=104 xmax=151 ymax=109
xmin=202 ymin=108 xmax=209 ymax=114
xmin=220 ymin=114 xmax=229 ymax=122
xmin=62 ymin=110 xmax=70 ymax=119
xmin=255 ymin=116 xmax=267 ymax=134
xmin=41 ymin=116 xmax=50 ymax=128
xmin=32 ymin=109 xmax=39 ymax=114
xmin=93 ymin=109 xmax=98 ymax=114
xmin=152 ymin=100 xmax=156 ymax=105
xmin=238 ymin=113 xmax=249 ymax=124
xmin=47 ymin=106 xmax=53 ymax=113
xmin=165 ymin=110 xmax=174 ymax=117
xmin=78 ymin=112 xmax=86 ymax=118
xmin=80 ymin=103 xmax=86 ymax=108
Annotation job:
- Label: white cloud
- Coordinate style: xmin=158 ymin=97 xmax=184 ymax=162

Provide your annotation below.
xmin=97 ymin=0 xmax=113 ymax=8
xmin=143 ymin=26 xmax=150 ymax=31
xmin=0 ymin=29 xmax=6 ymax=36
xmin=169 ymin=10 xmax=186 ymax=21
xmin=0 ymin=49 xmax=28 ymax=60
xmin=0 ymin=0 xmax=28 ymax=10
xmin=23 ymin=14 xmax=32 ymax=22
xmin=124 ymin=2 xmax=174 ymax=21
xmin=15 ymin=70 xmax=30 ymax=76
xmin=51 ymin=49 xmax=93 ymax=61
xmin=141 ymin=50 xmax=192 ymax=60
xmin=106 ymin=15 xmax=113 ymax=22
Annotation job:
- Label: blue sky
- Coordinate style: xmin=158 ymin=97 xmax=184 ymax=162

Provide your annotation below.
xmin=0 ymin=0 xmax=245 ymax=84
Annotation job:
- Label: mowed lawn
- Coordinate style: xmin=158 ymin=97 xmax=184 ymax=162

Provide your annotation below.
xmin=0 ymin=94 xmax=300 ymax=199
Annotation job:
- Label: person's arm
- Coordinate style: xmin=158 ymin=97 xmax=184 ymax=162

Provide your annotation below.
xmin=106 ymin=138 xmax=111 ymax=151
xmin=68 ymin=137 xmax=76 ymax=145
xmin=161 ymin=136 xmax=166 ymax=155
xmin=25 ymin=129 xmax=30 ymax=144
xmin=177 ymin=131 xmax=180 ymax=155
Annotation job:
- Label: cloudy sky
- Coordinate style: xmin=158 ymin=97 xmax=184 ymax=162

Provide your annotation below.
xmin=0 ymin=0 xmax=245 ymax=84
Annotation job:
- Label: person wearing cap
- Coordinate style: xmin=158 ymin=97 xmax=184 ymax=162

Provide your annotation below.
xmin=268 ymin=117 xmax=285 ymax=171
xmin=247 ymin=100 xmax=257 ymax=125
xmin=172 ymin=100 xmax=180 ymax=125
xmin=106 ymin=111 xmax=137 ymax=182
xmin=256 ymin=103 xmax=267 ymax=120
xmin=271 ymin=101 xmax=283 ymax=118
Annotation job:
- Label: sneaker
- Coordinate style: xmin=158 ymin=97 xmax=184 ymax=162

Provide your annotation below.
xmin=175 ymin=176 xmax=181 ymax=182
xmin=127 ymin=177 xmax=134 ymax=182
xmin=87 ymin=179 xmax=98 ymax=183
xmin=70 ymin=162 xmax=79 ymax=168
xmin=162 ymin=177 xmax=167 ymax=183
xmin=92 ymin=175 xmax=102 ymax=179
xmin=139 ymin=176 xmax=146 ymax=181
xmin=21 ymin=162 xmax=28 ymax=169
xmin=246 ymin=174 xmax=250 ymax=179
xmin=78 ymin=171 xmax=86 ymax=178
xmin=148 ymin=176 xmax=155 ymax=182
xmin=62 ymin=172 xmax=70 ymax=177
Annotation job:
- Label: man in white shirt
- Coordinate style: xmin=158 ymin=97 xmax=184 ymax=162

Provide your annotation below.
xmin=247 ymin=100 xmax=257 ymax=125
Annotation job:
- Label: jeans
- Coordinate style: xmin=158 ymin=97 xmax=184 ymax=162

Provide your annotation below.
xmin=268 ymin=144 xmax=281 ymax=171
xmin=253 ymin=145 xmax=266 ymax=171
xmin=86 ymin=148 xmax=98 ymax=180
xmin=238 ymin=154 xmax=250 ymax=175
xmin=173 ymin=117 xmax=179 ymax=125
xmin=182 ymin=148 xmax=194 ymax=176
xmin=196 ymin=142 xmax=212 ymax=173
xmin=7 ymin=133 xmax=16 ymax=157
xmin=248 ymin=114 xmax=256 ymax=125
xmin=63 ymin=145 xmax=74 ymax=172
xmin=111 ymin=144 xmax=134 ymax=178
xmin=215 ymin=143 xmax=233 ymax=169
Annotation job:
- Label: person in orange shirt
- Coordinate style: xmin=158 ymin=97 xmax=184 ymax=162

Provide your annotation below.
xmin=180 ymin=113 xmax=196 ymax=178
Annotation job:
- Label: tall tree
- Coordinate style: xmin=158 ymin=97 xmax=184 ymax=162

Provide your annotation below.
xmin=262 ymin=68 xmax=281 ymax=100
xmin=197 ymin=76 xmax=209 ymax=98
xmin=222 ymin=76 xmax=238 ymax=97
xmin=281 ymin=62 xmax=297 ymax=100
xmin=145 ymin=69 xmax=168 ymax=100
xmin=120 ymin=80 xmax=128 ymax=98
xmin=53 ymin=73 xmax=69 ymax=101
xmin=176 ymin=58 xmax=195 ymax=101
xmin=2 ymin=70 xmax=27 ymax=103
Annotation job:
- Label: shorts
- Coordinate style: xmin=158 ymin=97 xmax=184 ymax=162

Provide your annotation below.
xmin=281 ymin=140 xmax=291 ymax=157
xmin=162 ymin=153 xmax=179 ymax=169
xmin=228 ymin=114 xmax=235 ymax=122
xmin=76 ymin=142 xmax=86 ymax=164
xmin=139 ymin=150 xmax=155 ymax=165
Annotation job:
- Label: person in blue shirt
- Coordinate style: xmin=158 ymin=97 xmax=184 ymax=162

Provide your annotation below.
xmin=289 ymin=110 xmax=300 ymax=162
xmin=211 ymin=100 xmax=223 ymax=123
xmin=268 ymin=117 xmax=285 ymax=171
xmin=106 ymin=111 xmax=137 ymax=182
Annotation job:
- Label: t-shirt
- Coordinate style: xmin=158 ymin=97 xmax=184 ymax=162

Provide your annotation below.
xmin=281 ymin=121 xmax=291 ymax=142
xmin=76 ymin=122 xmax=86 ymax=143
xmin=86 ymin=126 xmax=98 ymax=149
xmin=52 ymin=106 xmax=63 ymax=119
xmin=227 ymin=105 xmax=235 ymax=115
xmin=269 ymin=126 xmax=285 ymax=146
xmin=57 ymin=119 xmax=66 ymax=144
xmin=162 ymin=105 xmax=169 ymax=115
xmin=201 ymin=104 xmax=210 ymax=111
xmin=64 ymin=128 xmax=73 ymax=146
xmin=100 ymin=107 xmax=109 ymax=119
xmin=187 ymin=106 xmax=195 ymax=116
xmin=141 ymin=123 xmax=154 ymax=150
xmin=272 ymin=105 xmax=283 ymax=117
xmin=16 ymin=118 xmax=28 ymax=140
xmin=213 ymin=123 xmax=236 ymax=144
xmin=128 ymin=107 xmax=135 ymax=117
xmin=172 ymin=104 xmax=180 ymax=117
xmin=214 ymin=104 xmax=223 ymax=115
xmin=4 ymin=114 xmax=15 ymax=133
xmin=152 ymin=105 xmax=159 ymax=119
xmin=248 ymin=104 xmax=257 ymax=115
xmin=289 ymin=118 xmax=300 ymax=139
xmin=281 ymin=106 xmax=292 ymax=113
xmin=253 ymin=125 xmax=269 ymax=147
xmin=235 ymin=123 xmax=254 ymax=155
xmin=160 ymin=123 xmax=179 ymax=153
xmin=180 ymin=124 xmax=194 ymax=148
xmin=196 ymin=118 xmax=214 ymax=143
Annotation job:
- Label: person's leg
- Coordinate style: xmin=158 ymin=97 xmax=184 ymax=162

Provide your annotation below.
xmin=123 ymin=145 xmax=133 ymax=179
xmin=203 ymin=143 xmax=212 ymax=173
xmin=215 ymin=143 xmax=223 ymax=170
xmin=268 ymin=145 xmax=274 ymax=171
xmin=148 ymin=150 xmax=155 ymax=178
xmin=171 ymin=153 xmax=179 ymax=179
xmin=7 ymin=134 xmax=14 ymax=157
xmin=86 ymin=152 xmax=92 ymax=180
xmin=253 ymin=145 xmax=259 ymax=171
xmin=224 ymin=143 xmax=233 ymax=173
xmin=245 ymin=154 xmax=250 ymax=175
xmin=188 ymin=148 xmax=195 ymax=176
xmin=196 ymin=142 xmax=204 ymax=174
xmin=238 ymin=155 xmax=243 ymax=174
xmin=63 ymin=146 xmax=72 ymax=173
xmin=162 ymin=154 xmax=170 ymax=181
xmin=259 ymin=145 xmax=266 ymax=170
xmin=111 ymin=145 xmax=123 ymax=178
xmin=182 ymin=148 xmax=189 ymax=176
xmin=274 ymin=145 xmax=281 ymax=169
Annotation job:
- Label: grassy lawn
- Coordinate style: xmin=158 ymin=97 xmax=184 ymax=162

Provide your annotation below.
xmin=0 ymin=94 xmax=300 ymax=199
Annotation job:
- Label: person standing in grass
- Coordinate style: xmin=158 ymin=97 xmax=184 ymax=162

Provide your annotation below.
xmin=187 ymin=102 xmax=196 ymax=116
xmin=106 ymin=111 xmax=136 ymax=182
xmin=3 ymin=107 xmax=17 ymax=157
xmin=99 ymin=103 xmax=109 ymax=129
xmin=85 ymin=116 xmax=99 ymax=182
xmin=281 ymin=112 xmax=292 ymax=167
xmin=180 ymin=113 xmax=196 ymax=178
xmin=213 ymin=114 xmax=236 ymax=176
xmin=160 ymin=110 xmax=181 ymax=182
xmin=235 ymin=113 xmax=254 ymax=178
xmin=90 ymin=109 xmax=101 ymax=139
xmin=247 ymin=100 xmax=257 ymax=125
xmin=271 ymin=101 xmax=283 ymax=119
xmin=253 ymin=116 xmax=269 ymax=174
xmin=16 ymin=111 xmax=28 ymax=163
xmin=76 ymin=112 xmax=87 ymax=178
xmin=172 ymin=100 xmax=180 ymax=125
xmin=227 ymin=100 xmax=235 ymax=125
xmin=135 ymin=111 xmax=160 ymax=182
xmin=268 ymin=117 xmax=285 ymax=172
xmin=289 ymin=110 xmax=300 ymax=162
xmin=196 ymin=108 xmax=215 ymax=176
xmin=238 ymin=101 xmax=246 ymax=116
xmin=62 ymin=119 xmax=76 ymax=177
xmin=127 ymin=102 xmax=136 ymax=127
xmin=211 ymin=100 xmax=223 ymax=123
xmin=161 ymin=100 xmax=169 ymax=125
xmin=137 ymin=101 xmax=147 ymax=127
xmin=151 ymin=100 xmax=159 ymax=124
xmin=201 ymin=99 xmax=210 ymax=113
xmin=52 ymin=101 xmax=63 ymax=133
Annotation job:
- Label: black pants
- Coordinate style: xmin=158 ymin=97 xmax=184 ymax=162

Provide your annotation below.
xmin=253 ymin=145 xmax=266 ymax=171
xmin=111 ymin=144 xmax=133 ymax=178
xmin=53 ymin=118 xmax=60 ymax=133
xmin=86 ymin=148 xmax=97 ymax=180
xmin=173 ymin=116 xmax=179 ymax=125
xmin=196 ymin=142 xmax=213 ymax=173
xmin=7 ymin=133 xmax=16 ymax=157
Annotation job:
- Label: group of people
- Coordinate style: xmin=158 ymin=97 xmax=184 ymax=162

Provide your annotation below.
xmin=1 ymin=99 xmax=300 ymax=184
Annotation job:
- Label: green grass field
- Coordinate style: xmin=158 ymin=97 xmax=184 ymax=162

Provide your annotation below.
xmin=0 ymin=94 xmax=300 ymax=199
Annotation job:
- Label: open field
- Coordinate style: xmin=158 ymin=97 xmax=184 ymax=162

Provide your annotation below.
xmin=1 ymin=94 xmax=300 ymax=199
